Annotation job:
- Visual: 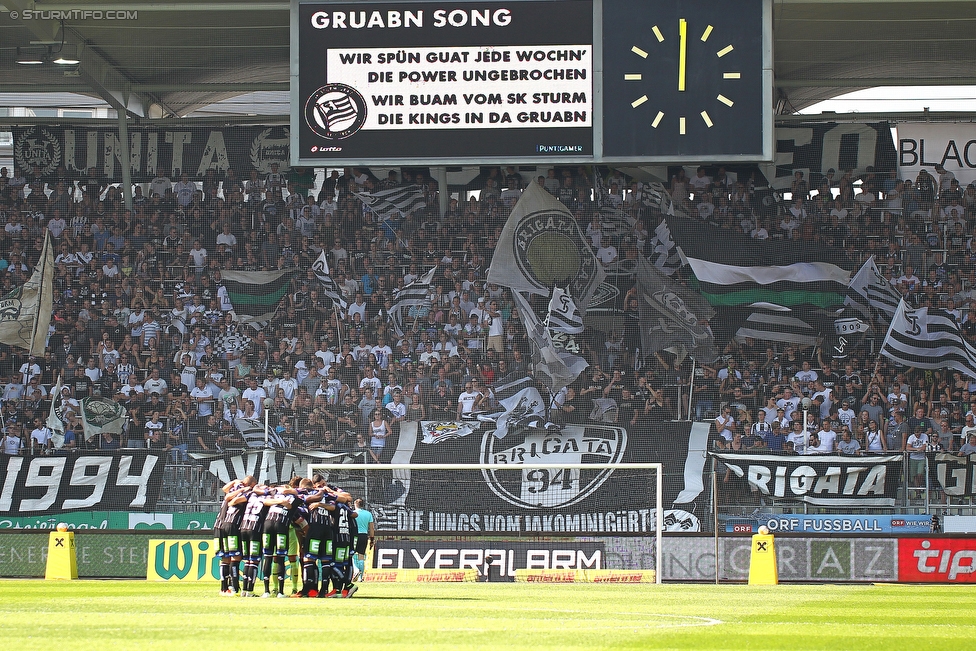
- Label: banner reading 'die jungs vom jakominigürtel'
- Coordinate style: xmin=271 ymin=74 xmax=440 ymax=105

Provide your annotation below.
xmin=195 ymin=420 xmax=712 ymax=535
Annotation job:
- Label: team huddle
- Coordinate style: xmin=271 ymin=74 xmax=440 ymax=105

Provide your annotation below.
xmin=214 ymin=474 xmax=374 ymax=598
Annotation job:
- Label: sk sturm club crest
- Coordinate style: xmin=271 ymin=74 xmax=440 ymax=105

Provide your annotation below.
xmin=304 ymin=84 xmax=367 ymax=140
xmin=480 ymin=424 xmax=626 ymax=509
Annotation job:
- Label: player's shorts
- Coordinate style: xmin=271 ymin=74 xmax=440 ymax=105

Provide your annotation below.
xmin=334 ymin=545 xmax=351 ymax=565
xmin=262 ymin=520 xmax=290 ymax=556
xmin=288 ymin=524 xmax=300 ymax=557
xmin=241 ymin=530 xmax=263 ymax=561
xmin=218 ymin=528 xmax=242 ymax=557
xmin=354 ymin=533 xmax=369 ymax=556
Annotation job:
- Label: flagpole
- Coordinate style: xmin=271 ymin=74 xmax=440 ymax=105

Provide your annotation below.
xmin=687 ymin=357 xmax=696 ymax=421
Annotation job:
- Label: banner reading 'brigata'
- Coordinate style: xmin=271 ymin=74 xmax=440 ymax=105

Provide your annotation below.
xmin=296 ymin=1 xmax=593 ymax=160
xmin=714 ymin=453 xmax=904 ymax=506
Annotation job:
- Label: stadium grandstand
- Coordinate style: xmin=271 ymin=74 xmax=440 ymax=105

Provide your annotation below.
xmin=2 ymin=0 xmax=976 ymax=561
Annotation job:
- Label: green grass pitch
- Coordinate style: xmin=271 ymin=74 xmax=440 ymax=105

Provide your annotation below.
xmin=2 ymin=580 xmax=975 ymax=650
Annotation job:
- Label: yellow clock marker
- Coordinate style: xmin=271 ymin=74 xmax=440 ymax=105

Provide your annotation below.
xmin=651 ymin=111 xmax=664 ymax=128
xmin=678 ymin=18 xmax=687 ymax=92
xmin=631 ymin=46 xmax=648 ymax=58
xmin=717 ymin=45 xmax=734 ymax=57
xmin=724 ymin=72 xmax=741 ymax=79
xmin=652 ymin=25 xmax=664 ymax=42
xmin=624 ymin=74 xmax=642 ymax=81
xmin=701 ymin=111 xmax=713 ymax=128
xmin=717 ymin=94 xmax=734 ymax=107
xmin=632 ymin=95 xmax=649 ymax=108
xmin=679 ymin=117 xmax=686 ymax=135
xmin=701 ymin=25 xmax=713 ymax=42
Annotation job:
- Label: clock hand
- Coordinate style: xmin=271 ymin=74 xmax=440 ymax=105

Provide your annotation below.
xmin=678 ymin=18 xmax=687 ymax=92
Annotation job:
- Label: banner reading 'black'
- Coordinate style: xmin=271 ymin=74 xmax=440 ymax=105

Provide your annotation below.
xmin=0 ymin=451 xmax=166 ymax=516
xmin=12 ymin=125 xmax=290 ymax=183
xmin=714 ymin=453 xmax=903 ymax=506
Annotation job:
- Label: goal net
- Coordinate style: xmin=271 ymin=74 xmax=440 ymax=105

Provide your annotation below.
xmin=307 ymin=462 xmax=663 ymax=583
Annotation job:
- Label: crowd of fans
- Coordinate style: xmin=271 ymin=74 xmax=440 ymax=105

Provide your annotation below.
xmin=0 ymin=159 xmax=973 ymax=495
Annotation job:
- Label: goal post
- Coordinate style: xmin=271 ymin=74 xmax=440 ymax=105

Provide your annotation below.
xmin=307 ymin=462 xmax=664 ymax=584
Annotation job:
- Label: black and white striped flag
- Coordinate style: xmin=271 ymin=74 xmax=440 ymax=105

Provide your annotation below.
xmin=235 ymin=416 xmax=286 ymax=449
xmin=846 ymin=255 xmax=902 ymax=323
xmin=881 ymin=300 xmax=976 ymax=376
xmin=734 ymin=303 xmax=820 ymax=347
xmin=354 ymin=184 xmax=427 ymax=221
xmin=547 ymin=286 xmax=585 ymax=334
xmin=312 ymin=251 xmax=348 ymax=317
xmin=390 ymin=267 xmax=436 ymax=336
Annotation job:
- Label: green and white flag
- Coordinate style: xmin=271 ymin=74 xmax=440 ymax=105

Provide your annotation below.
xmin=220 ymin=269 xmax=296 ymax=327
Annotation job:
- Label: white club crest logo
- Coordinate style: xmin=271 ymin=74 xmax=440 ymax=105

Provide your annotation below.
xmin=304 ymin=84 xmax=367 ymax=140
xmin=480 ymin=424 xmax=626 ymax=509
xmin=14 ymin=128 xmax=62 ymax=177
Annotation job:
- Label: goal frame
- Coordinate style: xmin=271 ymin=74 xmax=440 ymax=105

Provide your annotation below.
xmin=307 ymin=462 xmax=664 ymax=585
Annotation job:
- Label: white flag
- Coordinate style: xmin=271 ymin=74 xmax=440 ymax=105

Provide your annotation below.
xmin=547 ymin=286 xmax=585 ymax=334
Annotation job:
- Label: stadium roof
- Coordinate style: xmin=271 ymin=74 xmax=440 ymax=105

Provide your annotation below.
xmin=0 ymin=0 xmax=974 ymax=118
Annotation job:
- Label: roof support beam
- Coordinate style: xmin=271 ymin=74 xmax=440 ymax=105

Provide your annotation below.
xmin=23 ymin=2 xmax=288 ymax=10
xmin=131 ymin=83 xmax=289 ymax=92
xmin=778 ymin=78 xmax=976 ymax=88
xmin=4 ymin=0 xmax=153 ymax=117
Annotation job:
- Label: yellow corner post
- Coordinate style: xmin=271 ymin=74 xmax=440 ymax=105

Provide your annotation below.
xmin=45 ymin=530 xmax=78 ymax=580
xmin=747 ymin=531 xmax=778 ymax=585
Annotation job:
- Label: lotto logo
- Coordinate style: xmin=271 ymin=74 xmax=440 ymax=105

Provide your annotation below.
xmin=899 ymin=539 xmax=976 ymax=582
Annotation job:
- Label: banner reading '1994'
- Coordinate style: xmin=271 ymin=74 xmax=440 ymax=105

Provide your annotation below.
xmin=296 ymin=1 xmax=593 ymax=160
xmin=0 ymin=452 xmax=166 ymax=516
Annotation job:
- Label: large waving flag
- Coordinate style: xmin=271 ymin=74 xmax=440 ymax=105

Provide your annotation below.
xmin=488 ymin=182 xmax=605 ymax=310
xmin=663 ymin=216 xmax=852 ymax=308
xmin=354 ymin=184 xmax=427 ymax=221
xmin=547 ymin=286 xmax=585 ymax=334
xmin=490 ymin=374 xmax=547 ymax=440
xmin=220 ymin=269 xmax=296 ymax=327
xmin=846 ymin=255 xmax=902 ymax=324
xmin=390 ymin=266 xmax=436 ymax=336
xmin=311 ymin=251 xmax=349 ymax=317
xmin=634 ymin=257 xmax=717 ymax=361
xmin=647 ymin=219 xmax=683 ymax=275
xmin=881 ymin=300 xmax=976 ymax=376
xmin=0 ymin=231 xmax=53 ymax=355
xmin=235 ymin=416 xmax=286 ymax=448
xmin=513 ymin=291 xmax=588 ymax=394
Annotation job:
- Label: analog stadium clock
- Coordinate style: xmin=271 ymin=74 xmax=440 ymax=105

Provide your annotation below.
xmin=601 ymin=0 xmax=771 ymax=161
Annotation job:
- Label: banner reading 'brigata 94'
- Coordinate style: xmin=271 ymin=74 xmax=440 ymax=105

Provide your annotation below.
xmin=294 ymin=1 xmax=593 ymax=162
